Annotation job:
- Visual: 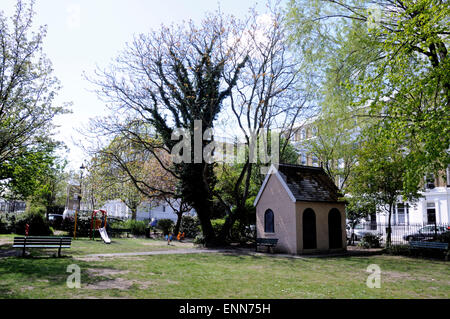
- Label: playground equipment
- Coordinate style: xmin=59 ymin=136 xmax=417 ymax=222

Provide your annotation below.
xmin=90 ymin=210 xmax=111 ymax=244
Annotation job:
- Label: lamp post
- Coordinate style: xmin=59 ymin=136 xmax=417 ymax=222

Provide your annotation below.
xmin=74 ymin=163 xmax=86 ymax=240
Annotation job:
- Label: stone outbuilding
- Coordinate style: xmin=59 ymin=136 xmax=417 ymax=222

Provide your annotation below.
xmin=254 ymin=164 xmax=347 ymax=254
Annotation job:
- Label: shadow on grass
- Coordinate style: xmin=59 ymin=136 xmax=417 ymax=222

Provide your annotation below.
xmin=0 ymin=253 xmax=128 ymax=298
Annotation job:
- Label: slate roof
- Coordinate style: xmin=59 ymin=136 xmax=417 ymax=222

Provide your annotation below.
xmin=276 ymin=164 xmax=343 ymax=203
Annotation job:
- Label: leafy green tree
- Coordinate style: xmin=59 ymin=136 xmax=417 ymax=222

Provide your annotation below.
xmin=0 ymin=0 xmax=69 ymax=203
xmin=31 ymin=156 xmax=69 ymax=217
xmin=287 ymin=0 xmax=450 ymax=195
xmin=348 ymin=126 xmax=421 ymax=247
xmin=0 ymin=141 xmax=63 ymax=203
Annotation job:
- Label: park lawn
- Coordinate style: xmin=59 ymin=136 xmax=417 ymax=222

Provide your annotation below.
xmin=0 ymin=234 xmax=196 ymax=257
xmin=0 ymin=251 xmax=449 ymax=299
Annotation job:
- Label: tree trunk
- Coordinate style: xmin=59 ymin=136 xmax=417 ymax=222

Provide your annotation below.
xmin=174 ymin=211 xmax=183 ymax=235
xmin=193 ymin=202 xmax=217 ymax=247
xmin=131 ymin=208 xmax=137 ymax=221
xmin=386 ymin=204 xmax=393 ymax=248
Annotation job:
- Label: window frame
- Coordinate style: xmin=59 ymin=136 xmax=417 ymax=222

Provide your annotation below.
xmin=264 ymin=209 xmax=275 ymax=233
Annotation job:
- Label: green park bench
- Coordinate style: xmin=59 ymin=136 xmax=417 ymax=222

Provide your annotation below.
xmin=13 ymin=236 xmax=72 ymax=257
xmin=409 ymin=241 xmax=449 ymax=260
xmin=256 ymin=238 xmax=278 ymax=253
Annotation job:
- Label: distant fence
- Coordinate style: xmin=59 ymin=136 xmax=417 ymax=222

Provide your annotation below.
xmin=347 ymin=222 xmax=450 ymax=246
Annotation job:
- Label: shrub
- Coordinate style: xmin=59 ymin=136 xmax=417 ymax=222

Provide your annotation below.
xmin=436 ymin=231 xmax=450 ymax=244
xmin=211 ymin=218 xmax=225 ymax=234
xmin=61 ymin=216 xmax=93 ymax=237
xmin=0 ymin=216 xmax=7 ymax=234
xmin=61 ymin=216 xmax=75 ymax=235
xmin=384 ymin=245 xmax=411 ymax=256
xmin=157 ymin=219 xmax=174 ymax=235
xmin=180 ymin=216 xmax=200 ymax=238
xmin=358 ymin=233 xmax=381 ymax=249
xmin=15 ymin=211 xmax=53 ymax=236
xmin=48 ymin=216 xmax=63 ymax=230
xmin=193 ymin=234 xmax=205 ymax=246
xmin=125 ymin=220 xmax=147 ymax=236
xmin=0 ymin=213 xmax=16 ymax=233
xmin=211 ymin=218 xmax=254 ymax=244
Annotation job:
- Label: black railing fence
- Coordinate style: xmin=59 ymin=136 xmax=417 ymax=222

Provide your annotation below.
xmin=347 ymin=222 xmax=450 ymax=246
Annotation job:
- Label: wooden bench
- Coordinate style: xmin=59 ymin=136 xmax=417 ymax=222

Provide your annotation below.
xmin=256 ymin=238 xmax=278 ymax=253
xmin=13 ymin=236 xmax=72 ymax=257
xmin=410 ymin=241 xmax=449 ymax=260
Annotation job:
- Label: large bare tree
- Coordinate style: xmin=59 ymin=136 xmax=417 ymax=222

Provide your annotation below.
xmin=88 ymin=13 xmax=248 ymax=246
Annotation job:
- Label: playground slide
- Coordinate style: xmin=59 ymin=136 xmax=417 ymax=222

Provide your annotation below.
xmin=98 ymin=227 xmax=111 ymax=244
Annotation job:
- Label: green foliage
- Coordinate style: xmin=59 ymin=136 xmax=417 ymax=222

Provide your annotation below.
xmin=436 ymin=231 xmax=450 ymax=244
xmin=124 ymin=220 xmax=147 ymax=236
xmin=0 ymin=213 xmax=20 ymax=234
xmin=383 ymin=245 xmax=411 ymax=257
xmin=180 ymin=216 xmax=201 ymax=238
xmin=210 ymin=217 xmax=253 ymax=243
xmin=210 ymin=219 xmax=225 ymax=234
xmin=0 ymin=216 xmax=7 ymax=234
xmin=346 ymin=195 xmax=376 ymax=228
xmin=286 ymin=0 xmax=450 ymax=196
xmin=0 ymin=0 xmax=70 ymax=201
xmin=193 ymin=234 xmax=206 ymax=246
xmin=157 ymin=219 xmax=175 ymax=235
xmin=357 ymin=233 xmax=381 ymax=249
xmin=15 ymin=211 xmax=53 ymax=236
xmin=348 ymin=127 xmax=421 ymax=247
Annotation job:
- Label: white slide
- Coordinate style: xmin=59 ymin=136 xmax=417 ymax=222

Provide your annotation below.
xmin=98 ymin=227 xmax=111 ymax=244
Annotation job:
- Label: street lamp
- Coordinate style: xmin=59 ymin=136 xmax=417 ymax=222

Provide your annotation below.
xmin=78 ymin=163 xmax=86 ymax=211
xmin=74 ymin=163 xmax=86 ymax=240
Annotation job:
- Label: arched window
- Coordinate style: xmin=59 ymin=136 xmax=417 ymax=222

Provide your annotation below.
xmin=303 ymin=208 xmax=317 ymax=249
xmin=264 ymin=209 xmax=275 ymax=233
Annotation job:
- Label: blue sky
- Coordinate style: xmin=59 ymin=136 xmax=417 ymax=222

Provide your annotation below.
xmin=2 ymin=0 xmax=280 ymax=170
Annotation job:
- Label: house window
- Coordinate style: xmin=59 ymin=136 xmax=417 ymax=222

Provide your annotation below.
xmin=426 ymin=202 xmax=436 ymax=224
xmin=264 ymin=209 xmax=275 ymax=233
xmin=397 ymin=203 xmax=407 ymax=225
xmin=162 ymin=205 xmax=166 ymax=212
xmin=300 ymin=128 xmax=306 ymax=140
xmin=312 ymin=155 xmax=319 ymax=167
xmin=300 ymin=153 xmax=307 ymax=165
xmin=425 ymin=173 xmax=435 ymax=189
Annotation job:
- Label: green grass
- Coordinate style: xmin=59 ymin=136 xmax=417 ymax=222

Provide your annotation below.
xmin=0 ymin=234 xmax=195 ymax=257
xmin=0 ymin=235 xmax=449 ymax=299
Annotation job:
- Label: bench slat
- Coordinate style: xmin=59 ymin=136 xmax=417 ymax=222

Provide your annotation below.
xmin=13 ymin=245 xmax=72 ymax=248
xmin=13 ymin=241 xmax=72 ymax=244
xmin=410 ymin=241 xmax=448 ymax=250
xmin=13 ymin=242 xmax=72 ymax=245
xmin=13 ymin=236 xmax=72 ymax=257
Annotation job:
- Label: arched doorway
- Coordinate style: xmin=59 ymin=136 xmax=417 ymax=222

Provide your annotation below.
xmin=328 ymin=208 xmax=342 ymax=249
xmin=303 ymin=209 xmax=317 ymax=249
